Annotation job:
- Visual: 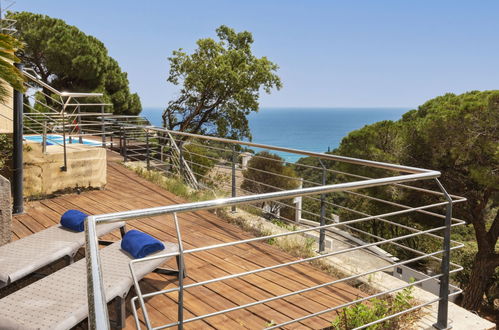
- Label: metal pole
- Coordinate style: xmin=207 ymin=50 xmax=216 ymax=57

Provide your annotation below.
xmin=109 ymin=121 xmax=114 ymax=150
xmin=146 ymin=129 xmax=150 ymax=170
xmin=434 ymin=179 xmax=452 ymax=330
xmin=173 ymin=213 xmax=185 ymax=330
xmin=179 ymin=141 xmax=184 ymax=177
xmin=61 ymin=101 xmax=67 ymax=172
xmin=119 ymin=126 xmax=123 ymax=155
xmin=101 ymin=105 xmax=105 ymax=148
xmin=123 ymin=128 xmax=127 ymax=162
xmin=77 ymin=105 xmax=83 ymax=144
xmin=319 ymin=164 xmax=327 ymax=252
xmin=42 ymin=122 xmax=47 ymax=153
xmin=231 ymin=146 xmax=237 ymax=213
xmin=85 ymin=216 xmax=111 ymax=330
xmin=12 ymin=63 xmax=24 ymax=214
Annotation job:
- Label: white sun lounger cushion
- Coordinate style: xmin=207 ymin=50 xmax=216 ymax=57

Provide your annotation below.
xmin=0 ymin=240 xmax=177 ymax=330
xmin=0 ymin=222 xmax=125 ymax=287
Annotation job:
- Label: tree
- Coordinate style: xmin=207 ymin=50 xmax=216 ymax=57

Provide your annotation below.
xmin=162 ymin=25 xmax=282 ymax=140
xmin=0 ymin=33 xmax=24 ymax=103
xmin=398 ymin=91 xmax=499 ymax=311
xmin=296 ymin=91 xmax=498 ymax=314
xmin=7 ymin=11 xmax=141 ymax=115
xmin=241 ymin=151 xmax=299 ymax=217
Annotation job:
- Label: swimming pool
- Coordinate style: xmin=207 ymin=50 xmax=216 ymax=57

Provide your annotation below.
xmin=24 ymin=134 xmax=102 ymax=147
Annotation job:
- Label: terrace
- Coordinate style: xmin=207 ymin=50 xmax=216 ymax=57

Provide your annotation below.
xmin=0 ymin=68 xmax=494 ymax=330
xmin=6 ymin=156 xmax=367 ymax=329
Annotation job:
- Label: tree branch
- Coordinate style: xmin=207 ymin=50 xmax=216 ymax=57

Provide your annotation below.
xmin=189 ymin=105 xmax=219 ymax=134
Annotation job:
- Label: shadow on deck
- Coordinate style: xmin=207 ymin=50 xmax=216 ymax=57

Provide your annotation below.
xmin=7 ymin=156 xmax=366 ymax=329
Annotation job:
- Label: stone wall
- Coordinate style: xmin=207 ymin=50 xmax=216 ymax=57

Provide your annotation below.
xmin=23 ymin=141 xmax=107 ymax=196
xmin=0 ymin=174 xmax=12 ymax=246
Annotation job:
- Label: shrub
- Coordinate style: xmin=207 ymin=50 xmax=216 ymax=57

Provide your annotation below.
xmin=241 ymin=151 xmax=300 ymax=220
xmin=0 ymin=133 xmax=12 ymax=170
xmin=182 ymin=143 xmax=216 ymax=182
xmin=331 ymin=286 xmax=415 ymax=329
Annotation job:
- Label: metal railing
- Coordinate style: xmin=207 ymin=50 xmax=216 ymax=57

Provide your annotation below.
xmin=0 ymin=0 xmax=17 ymax=35
xmin=21 ymin=69 xmax=113 ymax=170
xmin=84 ymin=118 xmax=466 ymax=329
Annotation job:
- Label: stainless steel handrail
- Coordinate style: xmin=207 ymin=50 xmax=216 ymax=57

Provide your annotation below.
xmin=85 ymin=166 xmax=443 ymax=329
xmin=92 ymin=171 xmax=439 ymax=224
xmin=115 ymin=122 xmax=433 ymax=174
xmin=23 ymin=70 xmax=105 ymax=102
xmin=83 ymin=116 xmax=464 ymax=329
xmin=22 ymin=69 xmax=111 ymax=169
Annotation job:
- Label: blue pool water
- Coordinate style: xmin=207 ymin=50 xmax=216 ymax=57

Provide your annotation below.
xmin=24 ymin=134 xmax=102 ymax=146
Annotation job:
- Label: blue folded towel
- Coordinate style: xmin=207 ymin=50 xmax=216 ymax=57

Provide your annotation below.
xmin=60 ymin=209 xmax=88 ymax=232
xmin=121 ymin=230 xmax=165 ymax=259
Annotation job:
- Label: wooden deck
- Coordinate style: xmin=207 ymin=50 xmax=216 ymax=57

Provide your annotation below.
xmin=6 ymin=156 xmax=366 ymax=329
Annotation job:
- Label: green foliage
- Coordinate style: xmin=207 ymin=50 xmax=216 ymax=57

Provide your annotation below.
xmin=124 ymin=163 xmax=218 ymax=202
xmin=0 ymin=33 xmax=24 ymax=102
xmin=241 ymin=151 xmax=299 ymax=219
xmin=162 ymin=25 xmax=282 ymax=140
xmin=8 ymin=11 xmax=141 ymax=115
xmin=0 ymin=133 xmax=12 ymax=169
xmin=242 ymin=151 xmax=299 ymax=194
xmin=270 ymin=218 xmax=297 ymax=232
xmin=331 ymin=286 xmax=415 ymax=330
xmin=396 ymin=91 xmax=499 ymax=310
xmin=182 ymin=143 xmax=216 ymax=182
xmin=297 ymin=90 xmax=498 ymax=312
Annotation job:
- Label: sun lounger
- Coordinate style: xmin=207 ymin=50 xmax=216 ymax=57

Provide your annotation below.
xmin=0 ymin=221 xmax=125 ymax=288
xmin=0 ymin=240 xmax=179 ymax=329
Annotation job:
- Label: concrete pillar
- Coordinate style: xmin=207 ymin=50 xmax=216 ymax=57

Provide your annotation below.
xmin=0 ymin=174 xmax=12 ymax=246
xmin=293 ymin=177 xmax=303 ymax=223
xmin=241 ymin=152 xmax=253 ymax=170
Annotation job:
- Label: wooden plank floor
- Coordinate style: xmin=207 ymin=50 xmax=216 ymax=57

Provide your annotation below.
xmin=7 ymin=156 xmax=366 ymax=329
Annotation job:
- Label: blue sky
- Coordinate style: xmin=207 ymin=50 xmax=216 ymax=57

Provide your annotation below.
xmin=11 ymin=0 xmax=499 ymax=108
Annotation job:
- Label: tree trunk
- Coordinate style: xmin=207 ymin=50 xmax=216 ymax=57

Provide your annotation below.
xmin=461 ymin=251 xmax=497 ymax=311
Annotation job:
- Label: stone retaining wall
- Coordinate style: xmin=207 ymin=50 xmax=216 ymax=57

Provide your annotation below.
xmin=23 ymin=141 xmax=107 ymax=196
xmin=0 ymin=174 xmax=12 ymax=246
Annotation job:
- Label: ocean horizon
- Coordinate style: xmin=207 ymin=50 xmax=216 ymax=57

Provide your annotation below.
xmin=141 ymin=107 xmax=410 ymax=162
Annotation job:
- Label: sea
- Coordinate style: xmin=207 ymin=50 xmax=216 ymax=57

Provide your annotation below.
xmin=141 ymin=107 xmax=410 ymax=162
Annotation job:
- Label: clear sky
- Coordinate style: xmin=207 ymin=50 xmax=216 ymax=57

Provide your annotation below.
xmin=11 ymin=0 xmax=499 ymax=108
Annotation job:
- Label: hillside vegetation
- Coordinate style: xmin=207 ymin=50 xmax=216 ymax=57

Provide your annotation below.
xmin=295 ymin=91 xmax=499 ymax=317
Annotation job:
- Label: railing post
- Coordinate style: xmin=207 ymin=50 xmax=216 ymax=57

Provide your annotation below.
xmin=319 ymin=164 xmax=327 ymax=253
xmin=173 ymin=213 xmax=185 ymax=330
xmin=434 ymin=179 xmax=452 ymax=330
xmin=179 ymin=141 xmax=184 ymax=177
xmin=42 ymin=122 xmax=47 ymax=153
xmin=12 ymin=63 xmax=24 ymax=214
xmin=119 ymin=126 xmax=123 ymax=155
xmin=146 ymin=129 xmax=150 ymax=171
xmin=231 ymin=146 xmax=237 ymax=213
xmin=77 ymin=105 xmax=83 ymax=144
xmin=101 ymin=105 xmax=106 ymax=148
xmin=123 ymin=128 xmax=127 ymax=162
xmin=85 ymin=216 xmax=111 ymax=330
xmin=61 ymin=102 xmax=67 ymax=172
